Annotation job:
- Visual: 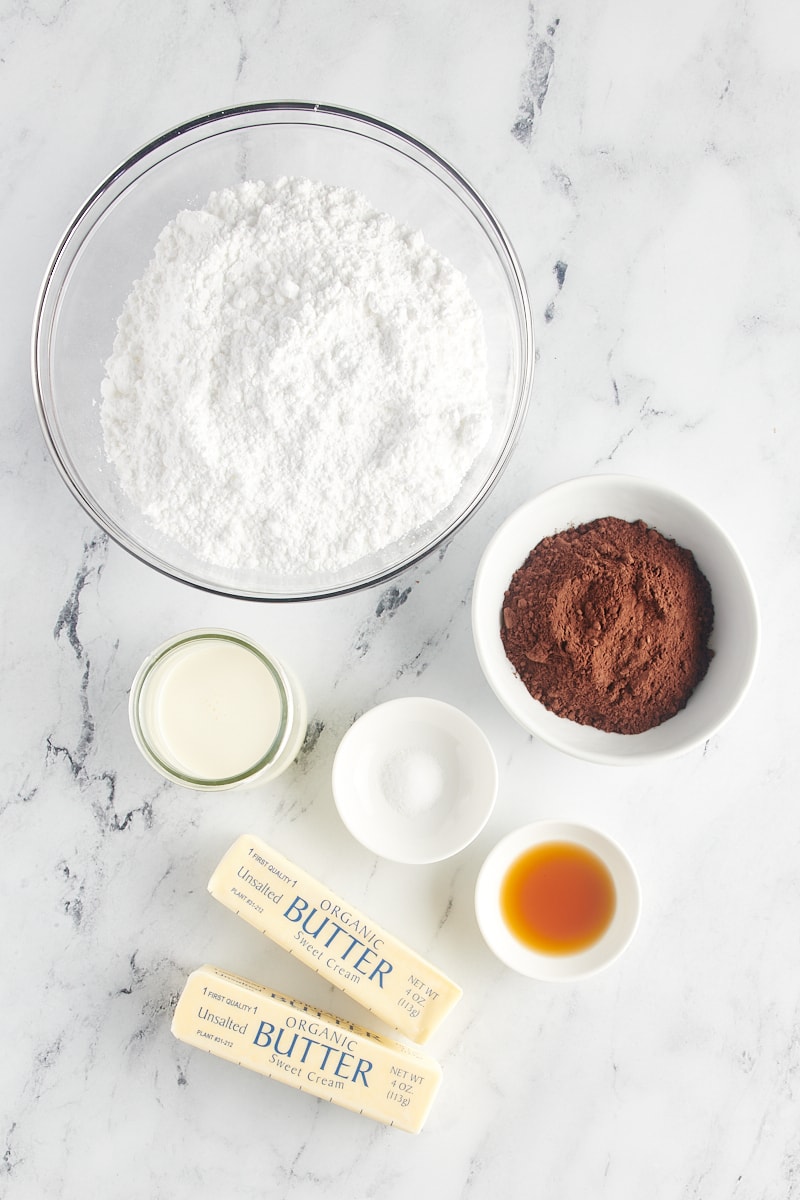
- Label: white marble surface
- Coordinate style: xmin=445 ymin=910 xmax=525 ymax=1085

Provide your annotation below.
xmin=2 ymin=1 xmax=799 ymax=1196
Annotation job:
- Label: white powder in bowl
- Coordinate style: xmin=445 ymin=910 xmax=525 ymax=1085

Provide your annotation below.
xmin=100 ymin=177 xmax=491 ymax=576
xmin=379 ymin=747 xmax=448 ymax=818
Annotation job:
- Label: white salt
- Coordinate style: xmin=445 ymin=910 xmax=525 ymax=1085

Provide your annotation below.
xmin=379 ymin=747 xmax=448 ymax=818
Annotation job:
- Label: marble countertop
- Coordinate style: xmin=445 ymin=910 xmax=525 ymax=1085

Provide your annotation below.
xmin=3 ymin=1 xmax=799 ymax=1197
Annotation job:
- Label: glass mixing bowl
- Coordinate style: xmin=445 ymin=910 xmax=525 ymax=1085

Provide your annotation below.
xmin=32 ymin=103 xmax=533 ymax=601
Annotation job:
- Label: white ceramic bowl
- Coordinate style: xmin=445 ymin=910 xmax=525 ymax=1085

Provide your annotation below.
xmin=472 ymin=474 xmax=760 ymax=766
xmin=475 ymin=820 xmax=641 ymax=980
xmin=331 ymin=697 xmax=498 ymax=865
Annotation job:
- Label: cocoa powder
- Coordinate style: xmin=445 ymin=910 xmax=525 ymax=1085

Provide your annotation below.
xmin=500 ymin=517 xmax=714 ymax=734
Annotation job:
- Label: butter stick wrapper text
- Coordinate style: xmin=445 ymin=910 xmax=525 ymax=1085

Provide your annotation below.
xmin=208 ymin=833 xmax=462 ymax=1043
xmin=172 ymin=965 xmax=442 ymax=1133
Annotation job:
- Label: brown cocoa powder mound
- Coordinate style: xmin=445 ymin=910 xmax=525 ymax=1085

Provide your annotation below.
xmin=500 ymin=516 xmax=715 ymax=734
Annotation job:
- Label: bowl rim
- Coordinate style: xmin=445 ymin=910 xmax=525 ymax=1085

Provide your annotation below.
xmin=31 ymin=100 xmax=534 ymax=603
xmin=474 ymin=819 xmax=642 ymax=980
xmin=331 ymin=695 xmax=499 ymax=864
xmin=472 ymin=472 xmax=761 ymax=766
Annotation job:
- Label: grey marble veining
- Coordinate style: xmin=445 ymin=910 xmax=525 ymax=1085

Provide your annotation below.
xmin=2 ymin=0 xmax=800 ymax=1197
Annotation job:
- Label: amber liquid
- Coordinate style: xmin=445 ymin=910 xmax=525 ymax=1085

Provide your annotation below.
xmin=500 ymin=841 xmax=617 ymax=955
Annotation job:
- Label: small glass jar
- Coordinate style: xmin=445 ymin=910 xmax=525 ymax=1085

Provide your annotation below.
xmin=129 ymin=629 xmax=307 ymax=790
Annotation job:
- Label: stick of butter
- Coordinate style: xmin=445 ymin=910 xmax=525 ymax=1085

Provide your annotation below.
xmin=172 ymin=965 xmax=442 ymax=1134
xmin=207 ymin=833 xmax=462 ymax=1044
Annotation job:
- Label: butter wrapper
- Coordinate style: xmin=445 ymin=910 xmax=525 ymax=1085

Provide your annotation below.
xmin=172 ymin=964 xmax=442 ymax=1133
xmin=208 ymin=833 xmax=462 ymax=1043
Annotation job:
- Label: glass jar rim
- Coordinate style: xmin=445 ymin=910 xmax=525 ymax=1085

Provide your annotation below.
xmin=129 ymin=628 xmax=293 ymax=789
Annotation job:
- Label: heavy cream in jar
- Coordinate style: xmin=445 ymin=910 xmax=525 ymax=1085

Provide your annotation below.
xmin=129 ymin=629 xmax=306 ymax=789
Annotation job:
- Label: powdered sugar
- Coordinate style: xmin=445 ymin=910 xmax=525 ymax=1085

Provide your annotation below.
xmin=100 ymin=177 xmax=490 ymax=576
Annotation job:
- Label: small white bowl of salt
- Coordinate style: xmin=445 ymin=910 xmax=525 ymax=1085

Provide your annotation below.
xmin=331 ymin=697 xmax=498 ymax=865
